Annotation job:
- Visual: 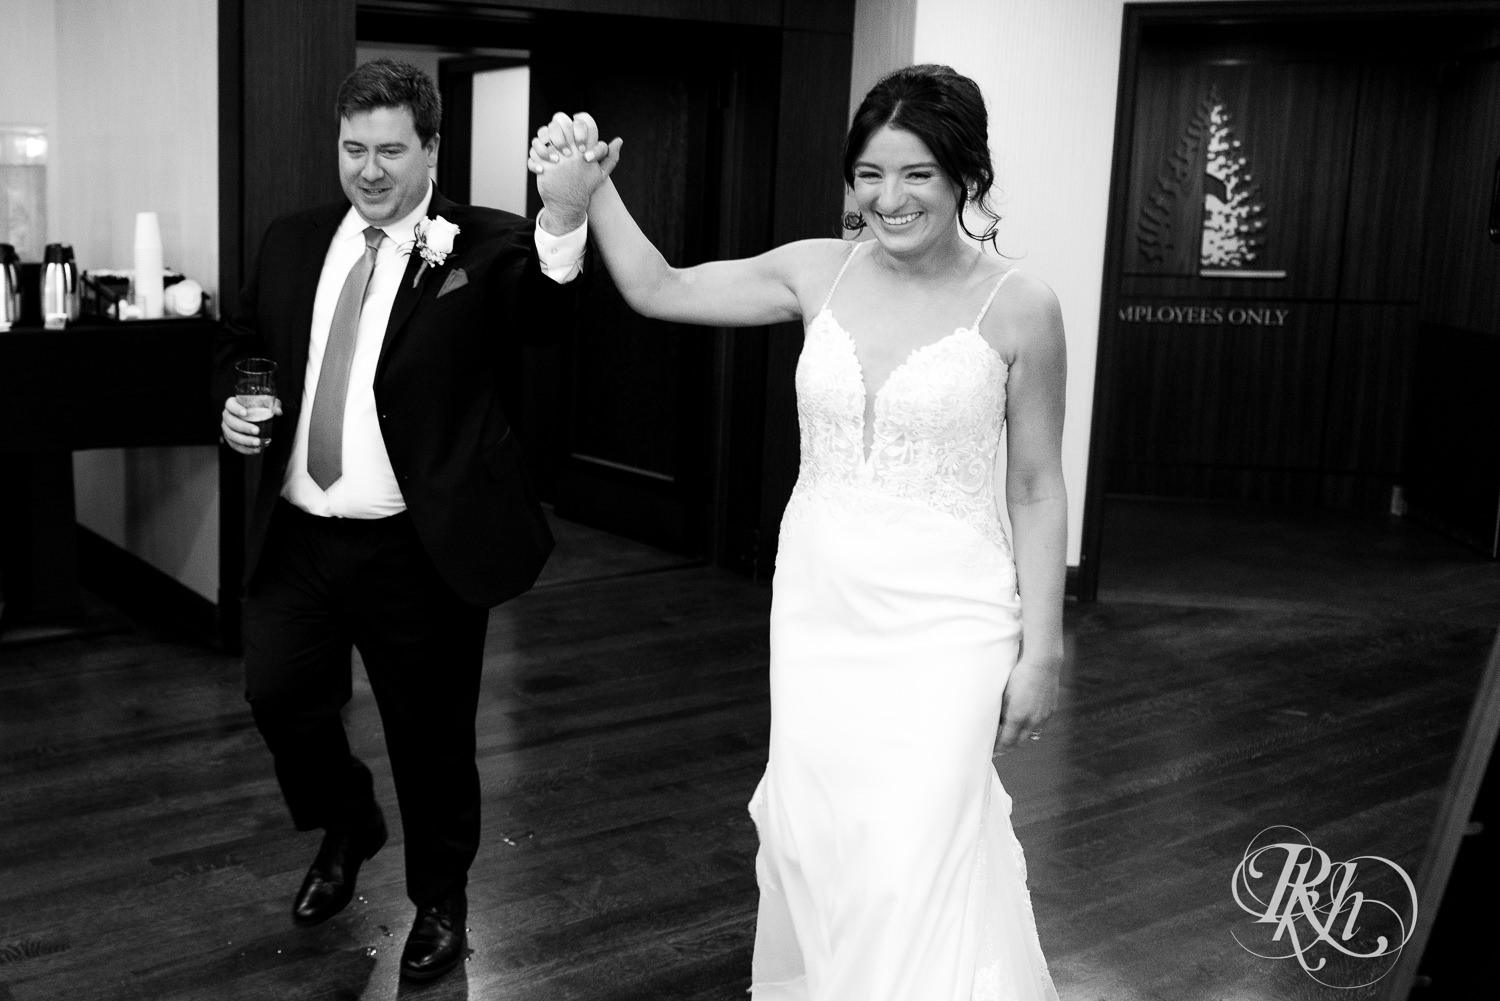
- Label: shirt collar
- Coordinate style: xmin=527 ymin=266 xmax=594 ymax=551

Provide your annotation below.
xmin=338 ymin=180 xmax=434 ymax=249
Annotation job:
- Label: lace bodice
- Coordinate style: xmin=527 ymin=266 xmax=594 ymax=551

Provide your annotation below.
xmin=784 ymin=243 xmax=1016 ymax=557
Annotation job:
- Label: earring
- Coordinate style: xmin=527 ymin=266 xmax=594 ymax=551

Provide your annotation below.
xmin=841 ymin=211 xmax=866 ymax=231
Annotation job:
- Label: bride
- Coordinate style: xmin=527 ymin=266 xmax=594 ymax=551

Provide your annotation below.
xmin=531 ymin=63 xmax=1066 ymax=1001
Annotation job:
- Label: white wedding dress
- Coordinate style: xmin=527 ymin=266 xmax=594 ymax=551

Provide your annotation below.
xmin=748 ymin=241 xmax=1059 ymax=1001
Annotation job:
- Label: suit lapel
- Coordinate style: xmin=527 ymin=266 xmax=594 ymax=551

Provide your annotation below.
xmin=378 ymin=251 xmax=426 ymax=374
xmin=376 ymin=188 xmax=456 ymax=380
xmin=285 ymin=204 xmax=347 ymax=408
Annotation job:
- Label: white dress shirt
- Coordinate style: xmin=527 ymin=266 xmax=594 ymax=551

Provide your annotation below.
xmin=535 ymin=208 xmax=588 ymax=282
xmin=284 ymin=182 xmax=588 ymax=519
xmin=282 ymin=187 xmax=431 ymax=518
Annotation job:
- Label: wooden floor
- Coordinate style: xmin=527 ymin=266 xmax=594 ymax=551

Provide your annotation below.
xmin=1 ymin=498 xmax=1497 ymax=1001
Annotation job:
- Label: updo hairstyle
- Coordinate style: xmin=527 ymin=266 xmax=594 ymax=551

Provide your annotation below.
xmin=840 ymin=63 xmax=1001 ymax=247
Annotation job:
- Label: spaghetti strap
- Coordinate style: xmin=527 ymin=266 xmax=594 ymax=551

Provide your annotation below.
xmin=820 ymin=241 xmax=867 ymax=311
xmin=971 ymin=268 xmax=1020 ymax=330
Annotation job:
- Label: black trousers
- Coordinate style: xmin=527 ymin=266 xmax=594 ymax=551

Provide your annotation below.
xmin=244 ymin=500 xmax=489 ymax=907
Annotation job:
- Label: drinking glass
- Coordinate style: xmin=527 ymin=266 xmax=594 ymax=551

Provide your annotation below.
xmin=234 ymin=357 xmax=278 ymax=447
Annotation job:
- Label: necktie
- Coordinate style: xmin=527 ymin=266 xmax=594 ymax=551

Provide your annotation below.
xmin=307 ymin=225 xmax=383 ymax=490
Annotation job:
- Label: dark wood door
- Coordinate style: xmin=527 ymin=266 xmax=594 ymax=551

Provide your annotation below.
xmin=224 ymin=0 xmax=852 ymax=603
xmin=1080 ymin=5 xmax=1498 ymax=601
xmin=1405 ymin=49 xmax=1500 ymax=557
xmin=218 ymin=0 xmax=356 ymax=651
xmin=521 ymin=21 xmax=780 ymax=558
xmin=1098 ymin=18 xmax=1482 ymax=510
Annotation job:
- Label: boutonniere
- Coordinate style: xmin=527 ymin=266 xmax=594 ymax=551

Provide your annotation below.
xmin=407 ymin=215 xmax=461 ymax=288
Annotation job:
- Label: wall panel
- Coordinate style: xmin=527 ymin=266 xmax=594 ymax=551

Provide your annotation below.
xmin=1421 ymin=57 xmax=1500 ymax=335
xmin=1121 ymin=59 xmax=1360 ymax=300
xmin=1321 ymin=302 xmax=1418 ymax=508
xmin=232 ymin=0 xmax=354 ymax=300
xmin=757 ymin=26 xmax=856 ymax=567
xmin=1339 ymin=60 xmax=1439 ymax=303
xmin=1103 ymin=16 xmax=1470 ymax=512
xmin=1106 ymin=304 xmax=1336 ymax=471
xmin=1407 ymin=34 xmax=1500 ymax=556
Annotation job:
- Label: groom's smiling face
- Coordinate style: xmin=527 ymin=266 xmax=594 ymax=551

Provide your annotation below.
xmin=338 ymin=105 xmax=438 ymax=227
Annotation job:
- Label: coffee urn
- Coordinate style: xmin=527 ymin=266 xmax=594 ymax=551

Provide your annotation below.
xmin=41 ymin=243 xmax=80 ymax=329
xmin=0 ymin=243 xmax=19 ymax=331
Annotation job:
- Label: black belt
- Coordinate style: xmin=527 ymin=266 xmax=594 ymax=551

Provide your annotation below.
xmin=276 ymin=497 xmax=411 ymax=532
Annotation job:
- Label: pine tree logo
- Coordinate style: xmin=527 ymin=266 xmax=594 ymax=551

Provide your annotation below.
xmin=1136 ymin=92 xmax=1211 ymax=266
xmin=1135 ymin=86 xmax=1285 ymax=279
xmin=1199 ymin=91 xmax=1281 ymax=277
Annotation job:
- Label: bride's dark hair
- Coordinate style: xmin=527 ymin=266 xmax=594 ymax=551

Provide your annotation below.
xmin=840 ymin=64 xmax=1001 ymax=248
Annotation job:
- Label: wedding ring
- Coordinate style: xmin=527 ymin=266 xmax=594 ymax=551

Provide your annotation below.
xmin=1028 ymin=731 xmax=1042 ymax=741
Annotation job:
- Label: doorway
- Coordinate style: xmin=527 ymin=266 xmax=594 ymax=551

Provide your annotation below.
xmin=1081 ymin=1 xmax=1500 ymax=603
xmin=355 ymin=8 xmax=784 ymax=562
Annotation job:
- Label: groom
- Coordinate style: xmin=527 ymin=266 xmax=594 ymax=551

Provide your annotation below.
xmin=214 ymin=59 xmax=592 ymax=982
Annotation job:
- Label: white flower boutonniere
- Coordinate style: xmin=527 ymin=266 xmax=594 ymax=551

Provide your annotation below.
xmin=410 ymin=215 xmax=461 ymax=288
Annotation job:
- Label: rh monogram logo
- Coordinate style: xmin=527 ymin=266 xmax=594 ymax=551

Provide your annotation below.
xmin=1230 ymin=826 xmax=1418 ymax=989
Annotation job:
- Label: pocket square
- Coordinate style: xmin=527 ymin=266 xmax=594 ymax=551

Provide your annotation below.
xmin=437 ymin=268 xmax=468 ymax=297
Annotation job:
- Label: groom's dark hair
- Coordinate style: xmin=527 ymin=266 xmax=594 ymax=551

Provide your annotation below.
xmin=336 ymin=58 xmax=443 ymax=149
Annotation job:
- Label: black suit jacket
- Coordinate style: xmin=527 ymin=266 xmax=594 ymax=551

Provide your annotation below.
xmin=214 ymin=189 xmax=573 ymax=608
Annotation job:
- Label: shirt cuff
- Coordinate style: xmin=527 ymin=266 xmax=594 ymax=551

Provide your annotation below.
xmin=535 ymin=212 xmax=587 ymax=284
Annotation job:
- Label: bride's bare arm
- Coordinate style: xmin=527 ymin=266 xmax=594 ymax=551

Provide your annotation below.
xmin=531 ymin=112 xmax=813 ymax=328
xmin=991 ymin=273 xmax=1068 ymax=750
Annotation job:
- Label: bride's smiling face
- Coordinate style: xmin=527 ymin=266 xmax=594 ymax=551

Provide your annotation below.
xmin=850 ymin=126 xmax=963 ymax=251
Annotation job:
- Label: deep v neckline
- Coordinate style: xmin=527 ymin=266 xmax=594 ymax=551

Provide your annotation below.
xmin=823 ymin=309 xmax=972 ymax=403
xmin=819 ymin=308 xmax=981 ymax=464
xmin=810 ymin=243 xmax=1018 ymax=465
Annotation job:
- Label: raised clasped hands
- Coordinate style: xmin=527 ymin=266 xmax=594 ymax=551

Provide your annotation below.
xmin=528 ymin=111 xmax=621 ymax=232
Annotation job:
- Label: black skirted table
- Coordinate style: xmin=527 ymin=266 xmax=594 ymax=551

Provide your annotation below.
xmin=0 ymin=318 xmax=219 ymax=641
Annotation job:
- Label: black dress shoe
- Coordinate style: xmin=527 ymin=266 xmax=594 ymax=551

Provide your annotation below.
xmin=399 ymin=891 xmax=468 ymax=982
xmin=290 ymin=807 xmax=388 ymax=927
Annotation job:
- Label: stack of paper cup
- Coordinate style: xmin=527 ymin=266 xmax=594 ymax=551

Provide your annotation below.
xmin=133 ymin=211 xmax=164 ymax=319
